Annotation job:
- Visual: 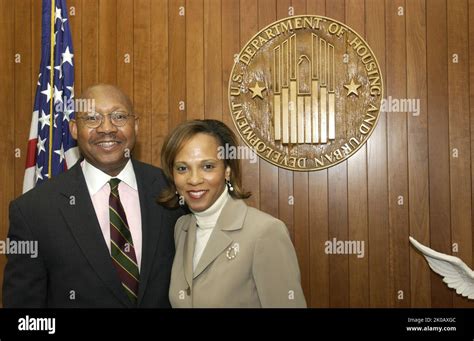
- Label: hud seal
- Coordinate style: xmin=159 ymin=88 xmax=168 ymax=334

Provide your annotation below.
xmin=228 ymin=15 xmax=383 ymax=171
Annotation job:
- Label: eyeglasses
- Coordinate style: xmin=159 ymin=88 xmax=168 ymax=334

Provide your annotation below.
xmin=77 ymin=111 xmax=136 ymax=128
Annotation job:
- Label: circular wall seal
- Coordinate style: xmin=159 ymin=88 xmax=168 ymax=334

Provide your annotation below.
xmin=228 ymin=15 xmax=384 ymax=171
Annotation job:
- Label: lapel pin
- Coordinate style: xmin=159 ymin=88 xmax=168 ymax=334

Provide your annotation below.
xmin=226 ymin=243 xmax=240 ymax=260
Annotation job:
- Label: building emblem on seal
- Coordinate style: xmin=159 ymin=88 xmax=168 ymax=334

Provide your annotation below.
xmin=228 ymin=15 xmax=383 ymax=171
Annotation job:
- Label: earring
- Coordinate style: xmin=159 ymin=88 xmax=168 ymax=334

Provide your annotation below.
xmin=226 ymin=179 xmax=234 ymax=192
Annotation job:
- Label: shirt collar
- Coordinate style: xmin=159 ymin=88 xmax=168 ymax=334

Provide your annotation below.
xmin=81 ymin=159 xmax=138 ymax=195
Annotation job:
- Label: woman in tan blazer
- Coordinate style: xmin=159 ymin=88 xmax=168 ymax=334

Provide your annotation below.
xmin=158 ymin=119 xmax=306 ymax=308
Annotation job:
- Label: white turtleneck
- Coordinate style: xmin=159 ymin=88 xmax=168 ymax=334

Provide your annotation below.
xmin=191 ymin=188 xmax=230 ymax=272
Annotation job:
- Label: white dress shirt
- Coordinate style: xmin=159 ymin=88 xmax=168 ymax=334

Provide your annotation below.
xmin=81 ymin=159 xmax=143 ymax=270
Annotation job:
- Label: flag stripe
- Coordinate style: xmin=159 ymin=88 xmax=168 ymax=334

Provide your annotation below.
xmin=25 ymin=138 xmax=37 ymax=168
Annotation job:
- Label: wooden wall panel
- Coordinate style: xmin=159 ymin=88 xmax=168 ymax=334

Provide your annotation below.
xmin=365 ymin=0 xmax=390 ymax=308
xmin=427 ymin=0 xmax=453 ymax=308
xmin=133 ymin=0 xmax=152 ymax=163
xmin=204 ymin=0 xmax=222 ymax=121
xmin=309 ymin=170 xmax=329 ymax=307
xmin=346 ymin=0 xmax=369 ymax=308
xmin=14 ymin=1 xmax=32 ymax=198
xmin=116 ymin=0 xmax=134 ymax=102
xmin=1 ymin=0 xmax=474 ymax=308
xmin=447 ymin=0 xmax=473 ymax=308
xmin=69 ymin=0 xmax=82 ymax=96
xmin=470 ymin=0 xmax=474 ymax=289
xmin=0 ymin=0 xmax=15 ymax=300
xmin=81 ymin=0 xmax=98 ymax=89
xmin=386 ymin=0 xmax=409 ymax=308
xmin=306 ymin=0 xmax=324 ymax=15
xmin=168 ymin=0 xmax=186 ymax=130
xmin=151 ymin=0 xmax=169 ymax=166
xmin=186 ymin=0 xmax=204 ymax=121
xmin=406 ymin=0 xmax=431 ymax=307
xmin=98 ymin=0 xmax=117 ymax=85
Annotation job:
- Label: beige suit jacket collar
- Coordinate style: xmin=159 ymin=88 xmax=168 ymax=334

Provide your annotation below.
xmin=182 ymin=198 xmax=248 ymax=284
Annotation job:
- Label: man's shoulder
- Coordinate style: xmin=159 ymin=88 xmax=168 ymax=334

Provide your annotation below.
xmin=131 ymin=159 xmax=165 ymax=181
xmin=132 ymin=159 xmax=163 ymax=172
xmin=12 ymin=165 xmax=79 ymax=209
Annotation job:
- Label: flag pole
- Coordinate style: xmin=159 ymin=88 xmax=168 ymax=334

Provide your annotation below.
xmin=48 ymin=0 xmax=56 ymax=178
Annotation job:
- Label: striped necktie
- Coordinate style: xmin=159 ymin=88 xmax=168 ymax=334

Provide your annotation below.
xmin=109 ymin=178 xmax=140 ymax=303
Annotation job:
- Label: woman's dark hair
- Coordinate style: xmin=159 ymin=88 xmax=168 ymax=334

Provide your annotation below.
xmin=157 ymin=119 xmax=251 ymax=208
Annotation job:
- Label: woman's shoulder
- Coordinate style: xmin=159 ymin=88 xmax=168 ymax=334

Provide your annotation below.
xmin=175 ymin=213 xmax=193 ymax=227
xmin=244 ymin=205 xmax=289 ymax=237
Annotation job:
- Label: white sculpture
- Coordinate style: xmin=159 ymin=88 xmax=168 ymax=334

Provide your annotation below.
xmin=409 ymin=236 xmax=474 ymax=300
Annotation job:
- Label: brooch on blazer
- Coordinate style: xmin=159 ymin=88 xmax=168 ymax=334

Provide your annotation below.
xmin=226 ymin=243 xmax=240 ymax=260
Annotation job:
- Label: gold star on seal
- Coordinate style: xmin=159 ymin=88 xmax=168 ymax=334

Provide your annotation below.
xmin=344 ymin=79 xmax=361 ymax=97
xmin=249 ymin=82 xmax=266 ymax=99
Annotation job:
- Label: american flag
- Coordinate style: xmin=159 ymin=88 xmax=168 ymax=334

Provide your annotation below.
xmin=23 ymin=0 xmax=79 ymax=193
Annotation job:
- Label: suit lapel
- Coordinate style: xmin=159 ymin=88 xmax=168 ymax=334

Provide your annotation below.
xmin=192 ymin=198 xmax=248 ymax=279
xmin=58 ymin=162 xmax=133 ymax=307
xmin=192 ymin=230 xmax=233 ymax=279
xmin=133 ymin=160 xmax=165 ymax=306
xmin=183 ymin=215 xmax=196 ymax=289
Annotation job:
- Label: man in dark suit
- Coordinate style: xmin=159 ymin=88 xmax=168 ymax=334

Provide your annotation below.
xmin=3 ymin=84 xmax=183 ymax=308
